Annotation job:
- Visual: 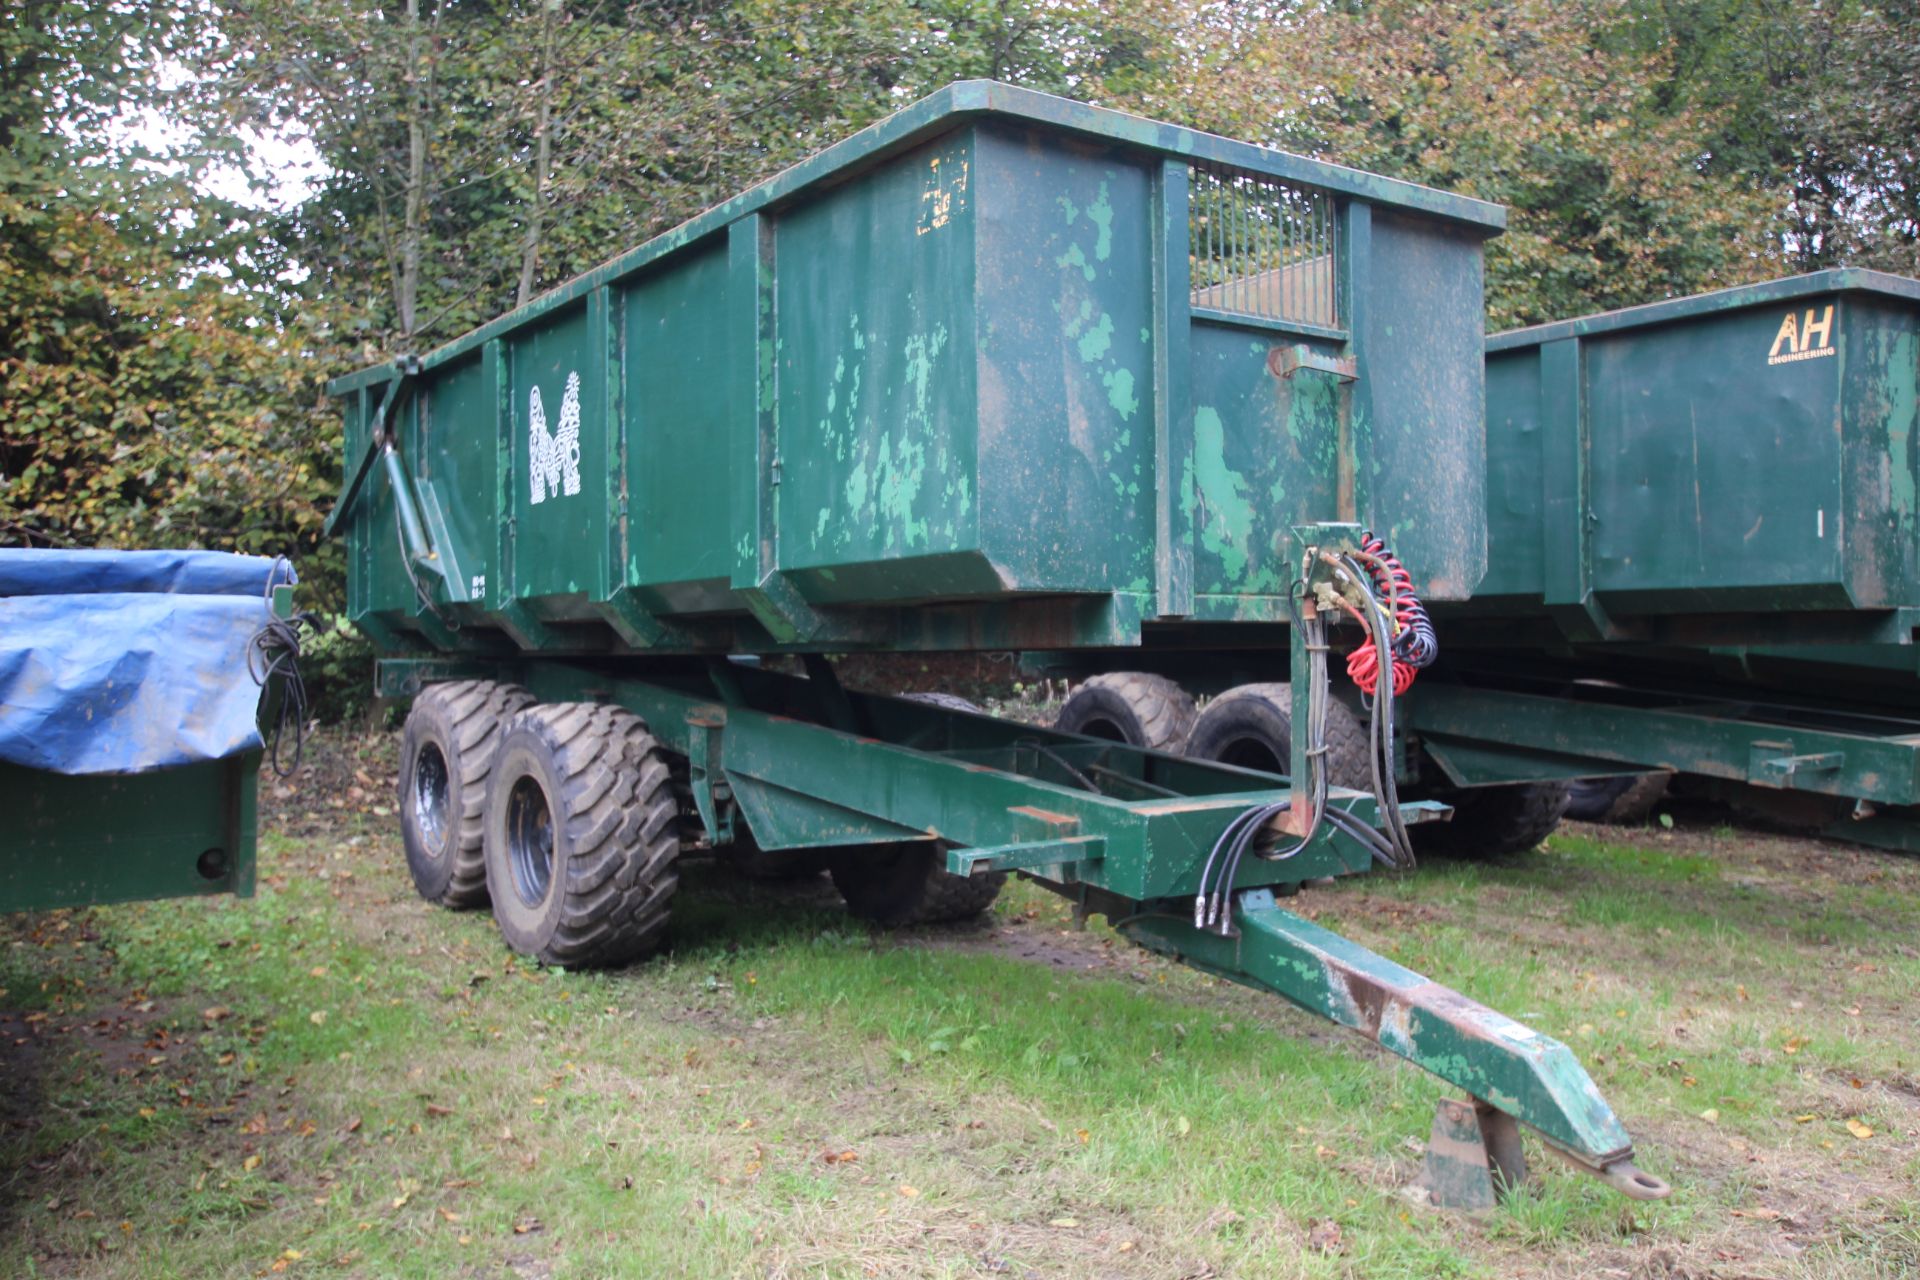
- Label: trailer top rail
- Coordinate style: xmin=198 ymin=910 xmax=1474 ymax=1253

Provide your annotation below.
xmin=329 ymin=80 xmax=1505 ymax=398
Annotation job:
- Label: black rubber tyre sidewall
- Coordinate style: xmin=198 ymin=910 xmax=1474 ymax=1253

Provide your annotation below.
xmin=484 ymin=732 xmax=572 ymax=955
xmin=1184 ymin=683 xmax=1371 ymax=790
xmin=1565 ymin=776 xmax=1635 ymax=822
xmin=481 ymin=702 xmax=681 ymax=968
xmin=1053 ymin=672 xmax=1196 ymax=753
xmin=399 ymin=695 xmax=465 ymax=903
xmin=832 ymin=843 xmax=931 ymax=926
xmin=398 ymin=681 xmax=536 ymax=910
xmin=1413 ymin=781 xmax=1571 ymax=859
xmin=830 ymin=843 xmax=1005 ymax=927
xmin=1184 ymin=685 xmax=1292 ymax=775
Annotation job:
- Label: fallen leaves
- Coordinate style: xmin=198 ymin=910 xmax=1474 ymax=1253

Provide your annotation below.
xmin=1307 ymin=1219 xmax=1344 ymax=1255
xmin=1845 ymin=1117 xmax=1875 ymax=1140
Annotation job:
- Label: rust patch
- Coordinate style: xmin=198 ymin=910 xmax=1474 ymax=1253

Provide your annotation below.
xmin=1132 ymin=797 xmax=1247 ymax=817
xmin=1007 ymin=804 xmax=1078 ymax=834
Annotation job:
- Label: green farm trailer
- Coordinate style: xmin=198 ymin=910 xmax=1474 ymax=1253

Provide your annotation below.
xmin=330 ymin=81 xmax=1670 ymax=1208
xmin=0 ymin=756 xmax=258 ymax=913
xmin=0 ymin=554 xmax=296 ymax=913
xmin=1360 ymin=271 xmax=1920 ymax=847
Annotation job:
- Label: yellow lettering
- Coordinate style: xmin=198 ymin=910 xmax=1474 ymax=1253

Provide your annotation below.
xmin=1801 ymin=304 xmax=1834 ymax=350
xmin=1769 ymin=311 xmax=1800 ymax=359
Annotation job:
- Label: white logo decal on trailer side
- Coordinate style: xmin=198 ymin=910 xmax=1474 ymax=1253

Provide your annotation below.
xmin=528 ymin=371 xmax=583 ymax=503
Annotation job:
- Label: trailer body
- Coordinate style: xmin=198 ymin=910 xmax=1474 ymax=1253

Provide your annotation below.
xmin=0 ymin=756 xmax=257 ymax=913
xmin=0 ymin=551 xmax=288 ymax=913
xmin=331 ymin=81 xmax=1500 ymax=655
xmin=1376 ymin=271 xmax=1920 ymax=850
xmin=1472 ymin=270 xmax=1920 ymax=641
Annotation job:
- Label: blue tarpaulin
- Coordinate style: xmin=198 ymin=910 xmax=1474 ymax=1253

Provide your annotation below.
xmin=0 ymin=550 xmax=294 ymax=775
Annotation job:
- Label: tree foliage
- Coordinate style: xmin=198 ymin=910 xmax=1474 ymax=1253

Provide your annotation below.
xmin=0 ymin=1 xmax=345 ymax=597
xmin=222 ymin=0 xmax=1163 ymax=356
xmin=4 ymin=0 xmax=1918 ymax=633
xmin=1635 ymin=0 xmax=1918 ymax=274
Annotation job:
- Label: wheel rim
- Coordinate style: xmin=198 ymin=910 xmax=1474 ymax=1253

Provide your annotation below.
xmin=506 ymin=774 xmax=556 ymax=906
xmin=412 ymin=742 xmax=451 ymax=852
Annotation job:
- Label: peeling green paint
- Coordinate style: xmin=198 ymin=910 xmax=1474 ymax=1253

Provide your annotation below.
xmin=844 ymin=457 xmax=868 ymax=514
xmin=1194 ymin=406 xmax=1254 ymax=585
xmin=1063 ymin=298 xmax=1095 ymax=339
xmin=1189 ymin=404 xmax=1287 ymax=593
xmin=1887 ymin=331 xmax=1917 ymax=520
xmin=1089 ymin=180 xmax=1113 ymax=261
xmin=903 ymin=325 xmax=949 ymax=416
xmin=874 ymin=431 xmax=931 ymax=550
xmin=1077 ymin=313 xmax=1115 ymax=363
xmin=756 ymin=338 xmax=776 ymax=412
xmin=1056 ymin=242 xmax=1095 ymax=283
xmin=1103 ymin=367 xmax=1139 ymax=419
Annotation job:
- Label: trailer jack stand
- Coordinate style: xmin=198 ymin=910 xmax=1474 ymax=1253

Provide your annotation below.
xmin=1420 ymin=1097 xmax=1525 ymax=1210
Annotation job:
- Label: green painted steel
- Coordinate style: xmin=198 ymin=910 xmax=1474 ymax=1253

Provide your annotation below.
xmin=466 ymin=657 xmax=1391 ymax=897
xmin=0 ymin=754 xmax=259 ymax=914
xmin=331 ymin=82 xmax=1501 ymax=656
xmin=1380 ymin=270 xmax=1920 ymax=850
xmin=1402 ymin=678 xmax=1920 ymax=802
xmin=374 ymin=655 xmax=1659 ymax=1190
xmin=1122 ymin=898 xmax=1635 ymax=1168
xmin=1477 ymin=269 xmax=1920 ymax=636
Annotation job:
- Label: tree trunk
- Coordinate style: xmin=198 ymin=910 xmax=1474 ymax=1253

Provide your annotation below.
xmin=396 ymin=0 xmax=430 ymax=337
xmin=517 ymin=0 xmax=561 ymax=308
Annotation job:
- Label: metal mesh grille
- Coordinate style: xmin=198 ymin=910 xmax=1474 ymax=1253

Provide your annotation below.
xmin=1189 ymin=163 xmax=1338 ymax=329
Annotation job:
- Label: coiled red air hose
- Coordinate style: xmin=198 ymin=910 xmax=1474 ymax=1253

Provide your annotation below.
xmin=1342 ymin=531 xmax=1437 ymax=697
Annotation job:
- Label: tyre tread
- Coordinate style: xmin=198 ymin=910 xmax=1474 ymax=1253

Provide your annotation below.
xmin=492 ymin=702 xmax=680 ymax=968
xmin=1055 ymin=671 xmax=1197 ymax=753
xmin=402 ymin=679 xmax=535 ymax=908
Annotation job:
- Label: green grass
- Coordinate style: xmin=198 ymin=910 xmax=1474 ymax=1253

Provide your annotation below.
xmin=3 ymin=763 xmax=1918 ymax=1278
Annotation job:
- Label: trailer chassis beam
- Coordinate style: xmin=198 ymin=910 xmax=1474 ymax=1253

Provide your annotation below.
xmin=1404 ymin=680 xmax=1920 ymax=804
